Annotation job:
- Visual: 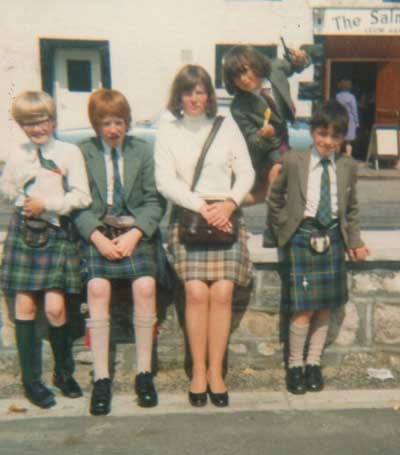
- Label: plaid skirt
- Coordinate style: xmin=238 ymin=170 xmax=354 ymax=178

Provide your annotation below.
xmin=80 ymin=237 xmax=158 ymax=282
xmin=0 ymin=211 xmax=82 ymax=294
xmin=168 ymin=214 xmax=252 ymax=287
xmin=283 ymin=221 xmax=348 ymax=313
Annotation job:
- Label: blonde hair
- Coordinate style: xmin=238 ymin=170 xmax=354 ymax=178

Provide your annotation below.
xmin=11 ymin=91 xmax=56 ymax=125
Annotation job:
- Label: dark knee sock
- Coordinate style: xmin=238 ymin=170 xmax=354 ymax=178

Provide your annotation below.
xmin=15 ymin=319 xmax=38 ymax=384
xmin=48 ymin=323 xmax=71 ymax=374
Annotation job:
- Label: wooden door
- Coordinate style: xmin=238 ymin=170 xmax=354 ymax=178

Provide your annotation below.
xmin=376 ymin=62 xmax=400 ymax=124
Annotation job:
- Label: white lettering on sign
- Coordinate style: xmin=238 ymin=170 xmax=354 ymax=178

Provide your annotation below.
xmin=314 ymin=8 xmax=400 ymax=35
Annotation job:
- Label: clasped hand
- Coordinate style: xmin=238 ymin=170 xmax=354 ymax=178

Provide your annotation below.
xmin=91 ymin=228 xmax=142 ymax=261
xmin=199 ymin=200 xmax=236 ymax=233
xmin=24 ymin=197 xmax=45 ymax=218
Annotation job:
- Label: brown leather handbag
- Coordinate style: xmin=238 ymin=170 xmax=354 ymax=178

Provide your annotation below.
xmin=178 ymin=116 xmax=239 ymax=246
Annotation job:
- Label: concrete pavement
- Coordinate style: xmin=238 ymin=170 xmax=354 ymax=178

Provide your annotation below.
xmin=1 ymin=389 xmax=400 ymax=422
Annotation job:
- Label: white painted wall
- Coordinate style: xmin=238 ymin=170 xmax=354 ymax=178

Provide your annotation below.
xmin=0 ymin=0 xmax=314 ymax=160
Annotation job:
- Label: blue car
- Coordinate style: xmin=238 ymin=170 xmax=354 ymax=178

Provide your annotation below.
xmin=56 ymin=103 xmax=311 ymax=152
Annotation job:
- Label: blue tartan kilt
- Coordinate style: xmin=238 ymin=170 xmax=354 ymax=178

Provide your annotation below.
xmin=0 ymin=211 xmax=82 ymax=294
xmin=283 ymin=222 xmax=348 ymax=313
xmin=80 ymin=236 xmax=158 ymax=282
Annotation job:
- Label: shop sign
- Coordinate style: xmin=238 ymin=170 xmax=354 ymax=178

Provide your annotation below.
xmin=314 ymin=8 xmax=400 ymax=35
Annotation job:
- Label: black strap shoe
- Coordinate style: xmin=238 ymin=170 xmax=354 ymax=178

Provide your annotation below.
xmin=90 ymin=378 xmax=112 ymax=416
xmin=305 ymin=364 xmax=324 ymax=392
xmin=23 ymin=380 xmax=56 ymax=409
xmin=207 ymin=387 xmax=229 ymax=407
xmin=53 ymin=371 xmax=83 ymax=399
xmin=135 ymin=372 xmax=158 ymax=408
xmin=188 ymin=391 xmax=207 ymax=407
xmin=286 ymin=367 xmax=306 ymax=395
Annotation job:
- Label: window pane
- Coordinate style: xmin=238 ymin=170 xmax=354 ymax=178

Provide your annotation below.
xmin=67 ymin=60 xmax=92 ymax=92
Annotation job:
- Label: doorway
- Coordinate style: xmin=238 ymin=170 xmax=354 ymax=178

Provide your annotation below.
xmin=330 ymin=61 xmax=377 ymax=160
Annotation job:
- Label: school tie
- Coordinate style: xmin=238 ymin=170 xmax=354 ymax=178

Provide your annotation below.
xmin=37 ymin=146 xmax=59 ymax=171
xmin=260 ymin=87 xmax=279 ymax=116
xmin=316 ymin=159 xmax=332 ymax=227
xmin=111 ymin=148 xmax=124 ymax=216
xmin=23 ymin=147 xmax=59 ymax=194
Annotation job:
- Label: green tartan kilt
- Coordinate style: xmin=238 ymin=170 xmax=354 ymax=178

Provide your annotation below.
xmin=283 ymin=222 xmax=348 ymax=313
xmin=0 ymin=211 xmax=82 ymax=294
xmin=80 ymin=236 xmax=158 ymax=282
xmin=167 ymin=211 xmax=252 ymax=287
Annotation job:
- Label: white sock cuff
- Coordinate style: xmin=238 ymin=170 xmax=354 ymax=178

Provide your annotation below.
xmin=134 ymin=314 xmax=157 ymax=328
xmin=290 ymin=321 xmax=310 ymax=335
xmin=86 ymin=318 xmax=110 ymax=329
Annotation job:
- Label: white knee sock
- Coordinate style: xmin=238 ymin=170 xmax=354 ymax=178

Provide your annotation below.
xmin=86 ymin=318 xmax=110 ymax=380
xmin=288 ymin=321 xmax=310 ymax=368
xmin=134 ymin=314 xmax=156 ymax=374
xmin=306 ymin=318 xmax=329 ymax=366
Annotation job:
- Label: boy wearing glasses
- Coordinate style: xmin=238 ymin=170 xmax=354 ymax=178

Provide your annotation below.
xmin=0 ymin=91 xmax=91 ymax=408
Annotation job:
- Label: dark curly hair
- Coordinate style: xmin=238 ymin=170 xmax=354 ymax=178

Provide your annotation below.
xmin=222 ymin=45 xmax=271 ymax=95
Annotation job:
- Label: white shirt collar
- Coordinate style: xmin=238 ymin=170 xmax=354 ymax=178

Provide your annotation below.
xmin=310 ymin=146 xmax=335 ymax=169
xmin=253 ymin=78 xmax=272 ymax=96
xmin=27 ymin=136 xmax=56 ymax=156
xmin=100 ymin=139 xmax=122 ymax=155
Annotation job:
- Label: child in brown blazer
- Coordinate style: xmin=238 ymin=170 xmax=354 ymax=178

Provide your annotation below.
xmin=268 ymin=101 xmax=369 ymax=394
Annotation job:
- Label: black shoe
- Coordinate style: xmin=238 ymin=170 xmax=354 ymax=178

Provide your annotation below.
xmin=53 ymin=371 xmax=83 ymax=399
xmin=286 ymin=367 xmax=306 ymax=395
xmin=135 ymin=372 xmax=158 ymax=408
xmin=23 ymin=380 xmax=56 ymax=409
xmin=90 ymin=378 xmax=112 ymax=416
xmin=262 ymin=226 xmax=277 ymax=248
xmin=188 ymin=391 xmax=207 ymax=407
xmin=305 ymin=364 xmax=324 ymax=392
xmin=207 ymin=387 xmax=229 ymax=407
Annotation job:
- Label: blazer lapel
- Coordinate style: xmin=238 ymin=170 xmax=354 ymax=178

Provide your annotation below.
xmin=242 ymin=91 xmax=282 ymax=126
xmin=122 ymin=138 xmax=141 ymax=201
xmin=335 ymin=155 xmax=347 ymax=216
xmin=297 ymin=149 xmax=311 ymax=200
xmin=269 ymin=76 xmax=292 ymax=120
xmin=87 ymin=138 xmax=107 ymax=203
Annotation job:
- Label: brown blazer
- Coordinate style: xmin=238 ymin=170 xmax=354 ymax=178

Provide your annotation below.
xmin=268 ymin=149 xmax=364 ymax=249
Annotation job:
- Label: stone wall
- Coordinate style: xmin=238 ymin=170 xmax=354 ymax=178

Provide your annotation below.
xmin=1 ymin=231 xmax=400 ymax=372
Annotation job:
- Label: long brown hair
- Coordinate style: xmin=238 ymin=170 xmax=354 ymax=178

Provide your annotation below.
xmin=167 ymin=65 xmax=217 ymax=118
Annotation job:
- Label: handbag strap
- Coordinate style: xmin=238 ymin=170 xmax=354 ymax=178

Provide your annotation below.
xmin=190 ymin=115 xmax=225 ymax=191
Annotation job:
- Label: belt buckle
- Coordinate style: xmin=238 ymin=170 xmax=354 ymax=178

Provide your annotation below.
xmin=103 ymin=214 xmax=135 ymax=229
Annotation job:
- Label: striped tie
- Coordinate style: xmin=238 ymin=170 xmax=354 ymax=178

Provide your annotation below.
xmin=316 ymin=159 xmax=332 ymax=227
xmin=23 ymin=147 xmax=60 ymax=195
xmin=37 ymin=147 xmax=59 ymax=171
xmin=111 ymin=148 xmax=124 ymax=216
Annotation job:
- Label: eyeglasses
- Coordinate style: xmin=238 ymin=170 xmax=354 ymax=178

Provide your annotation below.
xmin=20 ymin=119 xmax=51 ymax=129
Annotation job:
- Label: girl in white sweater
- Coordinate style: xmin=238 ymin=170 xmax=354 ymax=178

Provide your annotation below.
xmin=155 ymin=65 xmax=254 ymax=407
